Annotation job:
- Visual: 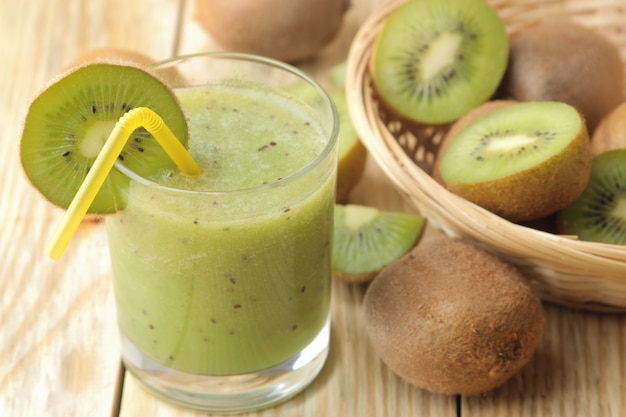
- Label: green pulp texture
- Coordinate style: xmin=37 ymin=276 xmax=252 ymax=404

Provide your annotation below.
xmin=439 ymin=101 xmax=582 ymax=183
xmin=107 ymin=82 xmax=335 ymax=375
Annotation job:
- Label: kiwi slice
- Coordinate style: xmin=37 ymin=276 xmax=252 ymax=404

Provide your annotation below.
xmin=371 ymin=0 xmax=508 ymax=125
xmin=558 ymin=150 xmax=626 ymax=245
xmin=20 ymin=62 xmax=188 ymax=213
xmin=332 ymin=204 xmax=426 ymax=283
xmin=438 ymin=101 xmax=592 ymax=222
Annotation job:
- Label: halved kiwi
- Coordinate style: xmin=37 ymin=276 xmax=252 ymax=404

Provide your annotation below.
xmin=438 ymin=101 xmax=592 ymax=222
xmin=20 ymin=62 xmax=188 ymax=213
xmin=371 ymin=0 xmax=508 ymax=125
xmin=558 ymin=150 xmax=626 ymax=245
xmin=332 ymin=204 xmax=426 ymax=283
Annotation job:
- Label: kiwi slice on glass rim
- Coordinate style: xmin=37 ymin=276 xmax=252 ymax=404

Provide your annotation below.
xmin=438 ymin=101 xmax=592 ymax=222
xmin=371 ymin=0 xmax=508 ymax=125
xmin=20 ymin=61 xmax=189 ymax=213
xmin=332 ymin=204 xmax=426 ymax=283
xmin=558 ymin=150 xmax=626 ymax=245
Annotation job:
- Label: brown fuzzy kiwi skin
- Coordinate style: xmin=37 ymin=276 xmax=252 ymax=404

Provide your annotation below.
xmin=363 ymin=237 xmax=545 ymax=396
xmin=500 ymin=18 xmax=624 ymax=133
xmin=591 ymin=102 xmax=626 ymax=156
xmin=332 ymin=269 xmax=377 ymax=284
xmin=62 ymin=47 xmax=182 ymax=85
xmin=444 ymin=109 xmax=593 ymax=222
xmin=194 ymin=0 xmax=350 ymax=63
xmin=432 ymin=100 xmax=517 ymax=185
xmin=63 ymin=47 xmax=156 ymax=70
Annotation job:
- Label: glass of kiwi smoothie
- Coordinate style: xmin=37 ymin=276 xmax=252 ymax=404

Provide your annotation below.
xmin=105 ymin=52 xmax=339 ymax=412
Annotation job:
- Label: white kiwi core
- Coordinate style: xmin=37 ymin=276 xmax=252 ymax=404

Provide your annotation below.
xmin=80 ymin=121 xmax=117 ymax=158
xmin=612 ymin=197 xmax=626 ymax=219
xmin=343 ymin=204 xmax=379 ymax=230
xmin=421 ymin=32 xmax=462 ymax=82
xmin=485 ymin=134 xmax=538 ymax=153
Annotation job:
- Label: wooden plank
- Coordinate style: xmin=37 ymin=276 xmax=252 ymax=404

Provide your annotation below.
xmin=3 ymin=0 xmax=626 ymax=416
xmin=0 ymin=0 xmax=179 ymax=416
xmin=462 ymin=304 xmax=626 ymax=417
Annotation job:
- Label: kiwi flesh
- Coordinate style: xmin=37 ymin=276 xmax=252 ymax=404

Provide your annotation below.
xmin=20 ymin=61 xmax=189 ymax=213
xmin=332 ymin=204 xmax=426 ymax=283
xmin=370 ymin=0 xmax=508 ymax=125
xmin=363 ymin=237 xmax=545 ymax=395
xmin=558 ymin=150 xmax=626 ymax=245
xmin=500 ymin=18 xmax=624 ymax=133
xmin=432 ymin=99 xmax=517 ymax=184
xmin=438 ymin=101 xmax=592 ymax=222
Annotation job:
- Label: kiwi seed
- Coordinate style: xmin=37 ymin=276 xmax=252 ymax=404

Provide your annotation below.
xmin=438 ymin=101 xmax=592 ymax=222
xmin=432 ymin=99 xmax=517 ymax=184
xmin=558 ymin=149 xmax=626 ymax=245
xmin=370 ymin=0 xmax=508 ymax=125
xmin=20 ymin=61 xmax=189 ymax=213
xmin=364 ymin=237 xmax=545 ymax=395
xmin=331 ymin=204 xmax=425 ymax=283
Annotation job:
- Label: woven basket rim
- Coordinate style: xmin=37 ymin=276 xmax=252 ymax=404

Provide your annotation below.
xmin=345 ymin=0 xmax=626 ymax=311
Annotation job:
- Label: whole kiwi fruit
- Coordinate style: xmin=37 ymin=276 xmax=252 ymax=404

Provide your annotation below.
xmin=591 ymin=102 xmax=626 ymax=156
xmin=364 ymin=237 xmax=545 ymax=395
xmin=501 ymin=18 xmax=624 ymax=133
xmin=195 ymin=0 xmax=350 ymax=62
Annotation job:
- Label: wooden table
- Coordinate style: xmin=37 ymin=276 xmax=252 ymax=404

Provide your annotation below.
xmin=1 ymin=1 xmax=625 ymax=416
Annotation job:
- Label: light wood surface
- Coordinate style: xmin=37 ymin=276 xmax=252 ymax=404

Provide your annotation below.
xmin=1 ymin=1 xmax=625 ymax=416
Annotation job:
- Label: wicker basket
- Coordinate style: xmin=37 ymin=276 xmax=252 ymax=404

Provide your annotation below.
xmin=345 ymin=0 xmax=626 ymax=312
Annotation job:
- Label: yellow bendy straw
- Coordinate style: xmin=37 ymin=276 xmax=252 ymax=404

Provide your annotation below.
xmin=45 ymin=107 xmax=202 ymax=261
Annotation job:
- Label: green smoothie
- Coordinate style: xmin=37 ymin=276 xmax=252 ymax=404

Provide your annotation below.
xmin=106 ymin=81 xmax=335 ymax=376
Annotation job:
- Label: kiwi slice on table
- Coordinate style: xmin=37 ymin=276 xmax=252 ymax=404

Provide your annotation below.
xmin=332 ymin=204 xmax=426 ymax=283
xmin=20 ymin=62 xmax=188 ymax=213
xmin=558 ymin=150 xmax=626 ymax=245
xmin=438 ymin=101 xmax=592 ymax=222
xmin=371 ymin=0 xmax=508 ymax=125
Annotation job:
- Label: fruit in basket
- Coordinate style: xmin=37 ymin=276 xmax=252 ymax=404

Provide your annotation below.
xmin=432 ymin=99 xmax=517 ymax=184
xmin=364 ymin=237 xmax=544 ymax=395
xmin=558 ymin=150 xmax=626 ymax=245
xmin=591 ymin=102 xmax=626 ymax=156
xmin=20 ymin=62 xmax=189 ymax=213
xmin=500 ymin=18 xmax=624 ymax=133
xmin=370 ymin=0 xmax=508 ymax=125
xmin=332 ymin=204 xmax=425 ymax=283
xmin=438 ymin=101 xmax=592 ymax=222
xmin=194 ymin=0 xmax=350 ymax=62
